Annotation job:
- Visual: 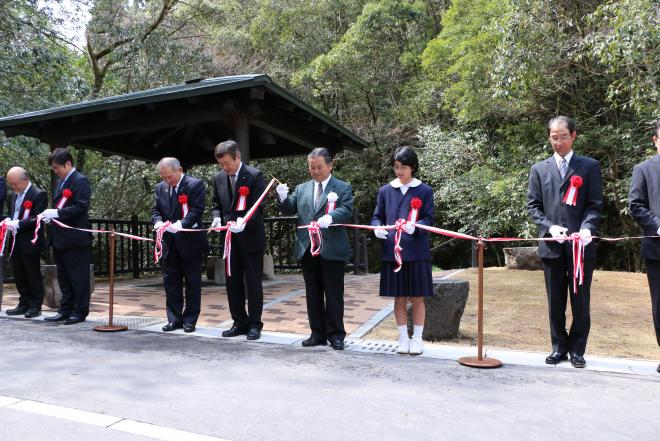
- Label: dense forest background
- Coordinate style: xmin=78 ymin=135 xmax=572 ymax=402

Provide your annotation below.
xmin=0 ymin=0 xmax=658 ymax=271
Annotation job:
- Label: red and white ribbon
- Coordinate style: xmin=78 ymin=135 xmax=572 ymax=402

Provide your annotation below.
xmin=562 ymin=175 xmax=583 ymax=206
xmin=0 ymin=219 xmax=16 ymax=258
xmin=392 ymin=219 xmax=407 ymax=272
xmin=308 ymin=221 xmax=323 ymax=256
xmin=223 ymin=222 xmax=235 ymax=276
xmin=22 ymin=200 xmax=32 ymax=220
xmin=153 ymin=221 xmax=171 ymax=264
xmin=571 ymin=232 xmax=585 ymax=293
xmin=236 ymin=186 xmax=250 ymax=211
xmin=31 ymin=215 xmax=42 ymax=245
xmin=408 ymin=197 xmax=422 ymax=223
xmin=56 ymin=189 xmax=72 ymax=209
xmin=179 ymin=195 xmax=189 ymax=218
xmin=326 ymin=191 xmax=338 ymax=213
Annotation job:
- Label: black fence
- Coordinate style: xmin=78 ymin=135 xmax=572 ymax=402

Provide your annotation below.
xmin=2 ymin=214 xmax=370 ymax=279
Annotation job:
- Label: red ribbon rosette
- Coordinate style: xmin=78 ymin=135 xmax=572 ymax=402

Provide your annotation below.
xmin=23 ymin=200 xmax=33 ymax=209
xmin=178 ymin=194 xmax=188 ymax=204
xmin=178 ymin=194 xmax=189 ymax=217
xmin=57 ymin=189 xmax=73 ymax=209
xmin=408 ymin=197 xmax=422 ymax=223
xmin=62 ymin=189 xmax=72 ymax=198
xmin=562 ymin=175 xmax=582 ymax=206
xmin=236 ymin=186 xmax=250 ymax=210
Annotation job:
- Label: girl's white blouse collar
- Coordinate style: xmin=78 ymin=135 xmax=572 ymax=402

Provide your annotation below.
xmin=389 ymin=178 xmax=421 ymax=188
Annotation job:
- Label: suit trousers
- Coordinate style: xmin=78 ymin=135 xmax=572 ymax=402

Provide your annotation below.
xmin=542 ymin=247 xmax=594 ymax=356
xmin=12 ymin=248 xmax=45 ymax=310
xmin=54 ymin=247 xmax=91 ymax=318
xmin=226 ymin=243 xmax=264 ymax=329
xmin=162 ymin=245 xmax=202 ymax=325
xmin=644 ymin=259 xmax=660 ymax=346
xmin=300 ymin=250 xmax=346 ymax=341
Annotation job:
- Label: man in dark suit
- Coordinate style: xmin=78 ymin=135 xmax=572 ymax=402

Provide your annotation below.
xmin=151 ymin=157 xmax=208 ymax=333
xmin=41 ymin=148 xmax=93 ymax=325
xmin=211 ymin=140 xmax=266 ymax=340
xmin=278 ymin=148 xmax=354 ymax=350
xmin=4 ymin=167 xmax=47 ymax=317
xmin=527 ymin=116 xmax=603 ymax=368
xmin=628 ymin=118 xmax=660 ymax=374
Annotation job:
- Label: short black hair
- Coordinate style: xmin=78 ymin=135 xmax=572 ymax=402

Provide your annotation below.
xmin=47 ymin=148 xmax=74 ymax=167
xmin=655 ymin=119 xmax=660 ymax=137
xmin=215 ymin=140 xmax=240 ymax=159
xmin=391 ymin=146 xmax=419 ymax=175
xmin=307 ymin=147 xmax=333 ymax=165
xmin=547 ymin=116 xmax=576 ymax=134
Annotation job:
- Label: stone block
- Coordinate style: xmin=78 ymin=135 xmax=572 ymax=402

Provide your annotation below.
xmin=408 ymin=278 xmax=469 ymax=341
xmin=503 ymin=247 xmax=542 ymax=270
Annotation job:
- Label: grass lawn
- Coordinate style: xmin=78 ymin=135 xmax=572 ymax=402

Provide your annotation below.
xmin=366 ymin=268 xmax=660 ymax=360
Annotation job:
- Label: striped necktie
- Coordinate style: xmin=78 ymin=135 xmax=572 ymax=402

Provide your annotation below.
xmin=559 ymin=158 xmax=568 ymax=179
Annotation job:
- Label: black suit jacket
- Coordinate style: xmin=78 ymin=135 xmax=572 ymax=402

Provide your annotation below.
xmin=211 ymin=164 xmax=266 ymax=253
xmin=49 ymin=170 xmax=92 ymax=250
xmin=527 ymin=154 xmax=603 ymax=259
xmin=629 ymin=155 xmax=660 ymax=260
xmin=7 ymin=184 xmax=47 ymax=253
xmin=151 ymin=174 xmax=208 ymax=259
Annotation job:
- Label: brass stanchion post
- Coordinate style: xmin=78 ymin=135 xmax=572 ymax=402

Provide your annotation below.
xmin=459 ymin=240 xmax=502 ymax=368
xmin=94 ymin=230 xmax=128 ymax=332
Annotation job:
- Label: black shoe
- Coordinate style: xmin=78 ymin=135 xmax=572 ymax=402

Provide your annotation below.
xmin=162 ymin=322 xmax=182 ymax=332
xmin=222 ymin=326 xmax=248 ymax=337
xmin=570 ymin=354 xmax=586 ymax=368
xmin=44 ymin=313 xmax=70 ymax=322
xmin=6 ymin=306 xmax=29 ymax=316
xmin=545 ymin=351 xmax=568 ymax=365
xmin=247 ymin=327 xmax=261 ymax=340
xmin=63 ymin=316 xmax=85 ymax=325
xmin=330 ymin=338 xmax=345 ymax=350
xmin=183 ymin=323 xmax=196 ymax=333
xmin=301 ymin=336 xmax=327 ymax=347
xmin=24 ymin=309 xmax=42 ymax=318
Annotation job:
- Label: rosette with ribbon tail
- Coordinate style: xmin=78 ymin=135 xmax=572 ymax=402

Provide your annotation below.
xmin=178 ymin=194 xmax=189 ymax=218
xmin=326 ymin=191 xmax=338 ymax=213
xmin=236 ymin=186 xmax=250 ymax=211
xmin=22 ymin=200 xmax=33 ymax=220
xmin=56 ymin=188 xmax=72 ymax=209
xmin=562 ymin=175 xmax=583 ymax=206
xmin=408 ymin=197 xmax=422 ymax=223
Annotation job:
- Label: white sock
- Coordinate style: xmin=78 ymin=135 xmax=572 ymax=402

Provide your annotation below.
xmin=397 ymin=325 xmax=408 ymax=341
xmin=413 ymin=325 xmax=424 ymax=339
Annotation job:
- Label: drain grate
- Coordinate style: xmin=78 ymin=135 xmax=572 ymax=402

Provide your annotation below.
xmin=78 ymin=315 xmax=163 ymax=330
xmin=347 ymin=340 xmax=398 ymax=354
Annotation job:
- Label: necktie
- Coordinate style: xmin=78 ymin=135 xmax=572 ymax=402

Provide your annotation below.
xmin=559 ymin=158 xmax=568 ymax=179
xmin=230 ymin=174 xmax=237 ymax=193
xmin=170 ymin=186 xmax=177 ymax=208
xmin=314 ymin=182 xmax=323 ymax=210
xmin=13 ymin=192 xmax=24 ymax=220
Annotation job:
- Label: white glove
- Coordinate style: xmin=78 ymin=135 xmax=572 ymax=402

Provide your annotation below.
xmin=374 ymin=228 xmax=389 ymax=239
xmin=154 ymin=221 xmax=164 ymax=230
xmin=2 ymin=217 xmax=11 ymax=227
xmin=579 ymin=228 xmax=592 ymax=246
xmin=228 ymin=217 xmax=246 ymax=233
xmin=317 ymin=214 xmax=332 ymax=229
xmin=8 ymin=219 xmax=20 ymax=232
xmin=42 ymin=209 xmax=59 ymax=220
xmin=656 ymin=226 xmax=660 ymax=236
xmin=211 ymin=217 xmax=222 ymax=228
xmin=276 ymin=183 xmax=289 ymax=202
xmin=42 ymin=215 xmax=51 ymax=224
xmin=549 ymin=225 xmax=568 ymax=244
xmin=403 ymin=222 xmax=415 ymax=235
xmin=166 ymin=220 xmax=182 ymax=233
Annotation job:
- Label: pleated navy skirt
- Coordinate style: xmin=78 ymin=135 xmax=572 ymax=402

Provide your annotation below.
xmin=379 ymin=261 xmax=433 ymax=297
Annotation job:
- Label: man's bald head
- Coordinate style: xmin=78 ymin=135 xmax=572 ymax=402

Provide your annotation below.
xmin=6 ymin=167 xmax=29 ymax=193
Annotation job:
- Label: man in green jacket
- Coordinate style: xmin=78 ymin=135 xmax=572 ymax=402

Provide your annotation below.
xmin=278 ymin=148 xmax=354 ymax=350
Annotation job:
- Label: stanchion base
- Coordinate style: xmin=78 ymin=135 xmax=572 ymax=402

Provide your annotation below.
xmin=458 ymin=356 xmax=502 ymax=368
xmin=94 ymin=325 xmax=128 ymax=332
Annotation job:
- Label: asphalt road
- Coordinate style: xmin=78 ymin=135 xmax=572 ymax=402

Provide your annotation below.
xmin=1 ymin=318 xmax=659 ymax=441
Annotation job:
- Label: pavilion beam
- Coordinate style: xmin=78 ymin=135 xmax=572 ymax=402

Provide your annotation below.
xmin=234 ymin=113 xmax=250 ymax=164
xmin=251 ymin=111 xmax=339 ymax=150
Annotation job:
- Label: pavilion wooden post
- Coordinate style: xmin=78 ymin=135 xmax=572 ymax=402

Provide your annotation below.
xmin=94 ymin=230 xmax=128 ymax=332
xmin=458 ymin=240 xmax=502 ymax=368
xmin=234 ymin=113 xmax=250 ymax=164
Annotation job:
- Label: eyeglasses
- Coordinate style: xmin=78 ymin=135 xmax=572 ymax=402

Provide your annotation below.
xmin=550 ymin=136 xmax=572 ymax=143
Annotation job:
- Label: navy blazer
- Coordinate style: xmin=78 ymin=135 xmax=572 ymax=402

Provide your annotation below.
xmin=629 ymin=155 xmax=660 ymax=260
xmin=7 ymin=184 xmax=47 ymax=253
xmin=211 ymin=164 xmax=266 ymax=253
xmin=370 ymin=181 xmax=435 ymax=262
xmin=49 ymin=170 xmax=92 ymax=250
xmin=151 ymin=174 xmax=208 ymax=259
xmin=527 ymin=154 xmax=603 ymax=259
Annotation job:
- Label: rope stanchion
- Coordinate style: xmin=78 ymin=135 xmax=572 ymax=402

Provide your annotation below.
xmin=94 ymin=230 xmax=128 ymax=332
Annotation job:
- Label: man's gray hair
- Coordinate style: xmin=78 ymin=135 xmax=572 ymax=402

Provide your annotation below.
xmin=157 ymin=157 xmax=181 ymax=170
xmin=307 ymin=147 xmax=332 ymax=165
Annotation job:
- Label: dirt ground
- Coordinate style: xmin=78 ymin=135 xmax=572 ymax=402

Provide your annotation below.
xmin=367 ymin=268 xmax=660 ymax=360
